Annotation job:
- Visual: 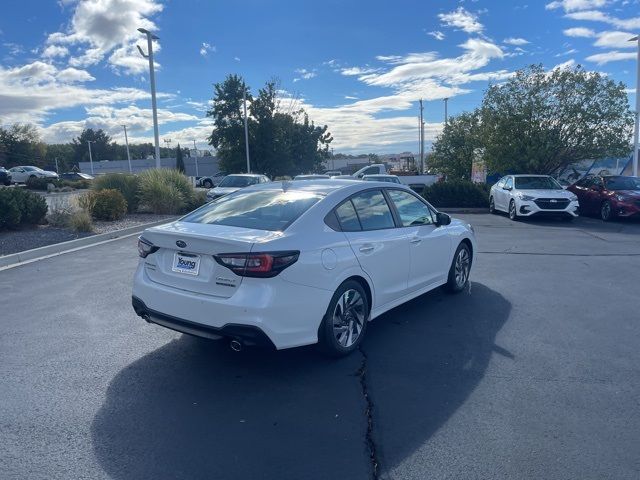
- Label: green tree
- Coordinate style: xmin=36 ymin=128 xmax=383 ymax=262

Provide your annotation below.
xmin=480 ymin=64 xmax=633 ymax=174
xmin=45 ymin=143 xmax=75 ymax=172
xmin=72 ymin=128 xmax=114 ymax=165
xmin=175 ymin=143 xmax=185 ymax=173
xmin=0 ymin=124 xmax=47 ymax=168
xmin=429 ymin=111 xmax=481 ymax=180
xmin=207 ymin=74 xmax=251 ymax=173
xmin=207 ymin=75 xmax=332 ymax=177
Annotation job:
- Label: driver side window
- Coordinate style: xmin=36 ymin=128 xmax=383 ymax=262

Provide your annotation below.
xmin=387 ymin=189 xmax=434 ymax=227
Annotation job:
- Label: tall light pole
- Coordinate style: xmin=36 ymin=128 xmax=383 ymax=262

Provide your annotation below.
xmin=443 ymin=97 xmax=449 ymax=125
xmin=242 ymin=83 xmax=251 ymax=173
xmin=137 ymin=27 xmax=161 ymax=169
xmin=122 ymin=125 xmax=132 ymax=173
xmin=193 ymin=139 xmax=199 ymax=177
xmin=87 ymin=140 xmax=95 ymax=175
xmin=630 ymin=35 xmax=640 ymax=177
xmin=419 ymin=99 xmax=425 ymax=174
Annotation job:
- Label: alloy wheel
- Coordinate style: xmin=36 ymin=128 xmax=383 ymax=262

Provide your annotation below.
xmin=332 ymin=289 xmax=366 ymax=348
xmin=509 ymin=201 xmax=517 ymax=220
xmin=454 ymin=248 xmax=470 ymax=288
xmin=601 ymin=201 xmax=611 ymax=221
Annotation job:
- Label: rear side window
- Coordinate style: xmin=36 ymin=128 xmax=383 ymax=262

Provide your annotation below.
xmin=335 ymin=201 xmax=361 ymax=231
xmin=350 ymin=190 xmax=395 ymax=230
xmin=182 ymin=190 xmax=323 ymax=231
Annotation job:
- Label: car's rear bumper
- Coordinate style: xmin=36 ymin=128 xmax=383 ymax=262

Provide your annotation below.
xmin=132 ymin=263 xmax=332 ymax=350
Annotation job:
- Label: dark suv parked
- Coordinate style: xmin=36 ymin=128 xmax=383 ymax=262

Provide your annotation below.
xmin=0 ymin=167 xmax=12 ymax=186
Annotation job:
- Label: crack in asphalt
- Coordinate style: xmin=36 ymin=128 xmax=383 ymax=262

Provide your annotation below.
xmin=357 ymin=346 xmax=380 ymax=480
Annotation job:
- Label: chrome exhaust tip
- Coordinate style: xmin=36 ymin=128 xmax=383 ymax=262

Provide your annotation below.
xmin=229 ymin=339 xmax=243 ymax=352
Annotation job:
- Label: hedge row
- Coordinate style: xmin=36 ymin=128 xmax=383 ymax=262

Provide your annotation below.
xmin=422 ymin=180 xmax=490 ymax=208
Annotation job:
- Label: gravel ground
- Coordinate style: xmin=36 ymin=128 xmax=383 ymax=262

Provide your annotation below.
xmin=0 ymin=214 xmax=175 ymax=257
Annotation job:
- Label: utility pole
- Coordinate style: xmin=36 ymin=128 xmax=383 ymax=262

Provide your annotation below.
xmin=87 ymin=141 xmax=94 ymax=175
xmin=193 ymin=139 xmax=199 ymax=177
xmin=54 ymin=157 xmax=59 ymax=174
xmin=444 ymin=98 xmax=449 ymax=125
xmin=243 ymin=83 xmax=251 ymax=173
xmin=137 ymin=28 xmax=161 ymax=169
xmin=122 ymin=125 xmax=132 ymax=173
xmin=419 ymin=99 xmax=425 ymax=174
xmin=630 ymin=35 xmax=640 ymax=177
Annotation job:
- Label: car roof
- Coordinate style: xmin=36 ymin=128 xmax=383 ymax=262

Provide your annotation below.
xmin=242 ymin=178 xmax=411 ymax=196
xmin=225 ymin=173 xmax=265 ymax=177
xmin=511 ymin=174 xmax=551 ymax=177
xmin=363 ymin=174 xmax=397 ymax=178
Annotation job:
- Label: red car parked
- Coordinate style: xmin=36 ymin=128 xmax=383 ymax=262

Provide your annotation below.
xmin=567 ymin=175 xmax=640 ymax=221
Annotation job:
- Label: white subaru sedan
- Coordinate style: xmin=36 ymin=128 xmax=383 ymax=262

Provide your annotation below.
xmin=132 ymin=180 xmax=476 ymax=356
xmin=489 ymin=174 xmax=579 ymax=221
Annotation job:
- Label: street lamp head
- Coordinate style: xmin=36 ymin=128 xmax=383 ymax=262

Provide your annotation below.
xmin=138 ymin=27 xmax=159 ymax=40
xmin=630 ymin=36 xmax=639 ymax=42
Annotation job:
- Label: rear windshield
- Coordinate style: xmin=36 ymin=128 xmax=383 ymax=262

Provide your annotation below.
xmin=218 ymin=176 xmax=260 ymax=188
xmin=181 ymin=190 xmax=324 ymax=231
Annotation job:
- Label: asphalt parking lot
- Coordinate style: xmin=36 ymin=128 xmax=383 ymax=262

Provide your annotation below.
xmin=1 ymin=213 xmax=639 ymax=480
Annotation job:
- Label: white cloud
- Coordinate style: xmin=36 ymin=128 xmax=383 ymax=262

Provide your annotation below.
xmin=594 ymin=31 xmax=636 ymax=49
xmin=41 ymin=45 xmax=70 ymax=58
xmin=553 ymin=59 xmax=577 ymax=70
xmin=428 ymin=31 xmax=445 ymax=41
xmin=340 ymin=66 xmax=380 ymax=76
xmin=199 ymin=42 xmax=216 ymax=57
xmin=438 ymin=7 xmax=483 ymax=34
xmin=563 ymin=27 xmax=596 ymax=37
xmin=293 ymin=68 xmax=317 ymax=82
xmin=503 ymin=37 xmax=529 ymax=46
xmin=585 ymin=50 xmax=636 ymax=64
xmin=56 ymin=67 xmax=95 ymax=83
xmin=45 ymin=0 xmax=163 ymax=75
xmin=565 ymin=10 xmax=640 ymax=30
xmin=546 ymin=0 xmax=607 ymax=12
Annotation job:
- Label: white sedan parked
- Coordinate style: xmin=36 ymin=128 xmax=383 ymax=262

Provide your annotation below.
xmin=8 ymin=166 xmax=58 ymax=183
xmin=132 ymin=180 xmax=476 ymax=356
xmin=489 ymin=175 xmax=579 ymax=221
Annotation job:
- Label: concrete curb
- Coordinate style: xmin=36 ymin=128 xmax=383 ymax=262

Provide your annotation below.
xmin=0 ymin=217 xmax=176 ymax=270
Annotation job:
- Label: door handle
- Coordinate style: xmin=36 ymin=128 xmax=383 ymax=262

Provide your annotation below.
xmin=410 ymin=237 xmax=422 ymax=244
xmin=359 ymin=245 xmax=374 ymax=253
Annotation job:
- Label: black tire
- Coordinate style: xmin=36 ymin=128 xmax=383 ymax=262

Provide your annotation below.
xmin=445 ymin=242 xmax=472 ymax=293
xmin=508 ymin=200 xmax=518 ymax=221
xmin=600 ymin=201 xmax=613 ymax=222
xmin=317 ymin=280 xmax=369 ymax=357
xmin=203 ymin=179 xmax=213 ymax=188
xmin=489 ymin=196 xmax=496 ymax=214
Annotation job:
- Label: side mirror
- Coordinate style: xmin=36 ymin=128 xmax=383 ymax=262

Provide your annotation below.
xmin=436 ymin=212 xmax=451 ymax=226
xmin=503 ymin=186 xmax=512 ymax=191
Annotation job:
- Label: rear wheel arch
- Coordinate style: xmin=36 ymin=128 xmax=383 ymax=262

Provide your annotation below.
xmin=343 ymin=275 xmax=372 ymax=315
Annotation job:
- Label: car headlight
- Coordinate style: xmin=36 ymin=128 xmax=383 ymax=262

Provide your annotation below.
xmin=615 ymin=194 xmax=628 ymax=202
xmin=518 ymin=194 xmax=535 ymax=201
xmin=568 ymin=194 xmax=578 ymax=201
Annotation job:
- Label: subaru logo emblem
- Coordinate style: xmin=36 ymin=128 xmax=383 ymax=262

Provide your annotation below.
xmin=550 ymin=199 xmax=557 ymax=203
xmin=176 ymin=240 xmax=187 ymax=248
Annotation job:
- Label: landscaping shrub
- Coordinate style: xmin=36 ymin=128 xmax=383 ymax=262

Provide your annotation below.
xmin=422 ymin=180 xmax=490 ymax=209
xmin=26 ymin=176 xmax=58 ymax=191
xmin=138 ymin=169 xmax=194 ymax=214
xmin=60 ymin=179 xmax=91 ymax=190
xmin=69 ymin=210 xmax=93 ymax=232
xmin=78 ymin=191 xmax=97 ymax=213
xmin=186 ymin=190 xmax=209 ymax=212
xmin=90 ymin=189 xmax=128 ymax=221
xmin=93 ymin=173 xmax=140 ymax=213
xmin=0 ymin=189 xmax=21 ymax=229
xmin=0 ymin=188 xmax=48 ymax=229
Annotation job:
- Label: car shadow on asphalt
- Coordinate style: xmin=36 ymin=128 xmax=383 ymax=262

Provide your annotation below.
xmin=91 ymin=282 xmax=511 ymax=480
xmin=360 ymin=283 xmax=512 ymax=478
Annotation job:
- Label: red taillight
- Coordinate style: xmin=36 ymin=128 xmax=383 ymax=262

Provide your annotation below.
xmin=214 ymin=251 xmax=299 ymax=278
xmin=138 ymin=237 xmax=159 ymax=258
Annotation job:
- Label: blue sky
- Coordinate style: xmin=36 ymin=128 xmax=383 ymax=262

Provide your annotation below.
xmin=1 ymin=0 xmax=639 ymax=154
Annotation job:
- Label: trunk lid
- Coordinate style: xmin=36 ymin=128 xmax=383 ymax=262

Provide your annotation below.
xmin=141 ymin=221 xmax=282 ymax=298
